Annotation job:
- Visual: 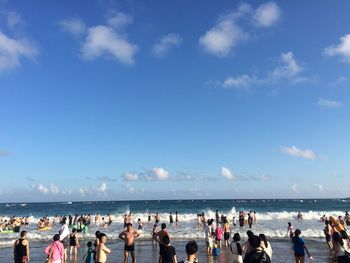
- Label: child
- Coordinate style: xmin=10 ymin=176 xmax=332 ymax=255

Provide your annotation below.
xmin=215 ymin=224 xmax=223 ymax=248
xmin=212 ymin=243 xmax=220 ymax=256
xmin=95 ymin=233 xmax=111 ymax=263
xmin=83 ymin=241 xmax=94 ymax=263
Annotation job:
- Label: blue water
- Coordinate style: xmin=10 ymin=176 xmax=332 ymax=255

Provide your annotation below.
xmin=1 ymin=198 xmax=349 ymax=217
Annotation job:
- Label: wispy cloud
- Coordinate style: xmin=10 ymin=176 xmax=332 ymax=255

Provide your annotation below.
xmin=0 ymin=151 xmax=10 ymax=157
xmin=60 ymin=12 xmax=138 ymax=65
xmin=59 ymin=18 xmax=87 ymax=37
xmin=318 ymin=98 xmax=343 ymax=109
xmin=35 ymin=183 xmax=60 ymax=195
xmin=0 ymin=13 xmax=39 ymax=72
xmin=123 ymin=172 xmax=139 ymax=181
xmin=122 ymin=167 xmax=170 ymax=181
xmin=97 ymin=176 xmax=117 ymax=182
xmin=324 ymin=34 xmax=350 ymax=62
xmin=254 ymin=1 xmax=281 ymax=28
xmin=313 ymin=184 xmax=324 ymax=192
xmin=280 ymin=146 xmax=317 ymax=160
xmin=330 ymin=76 xmax=348 ymax=86
xmin=291 ymin=183 xmax=298 ymax=193
xmin=221 ymin=51 xmax=308 ymax=89
xmin=152 ymin=33 xmax=182 ymax=57
xmin=4 ymin=11 xmax=25 ymax=29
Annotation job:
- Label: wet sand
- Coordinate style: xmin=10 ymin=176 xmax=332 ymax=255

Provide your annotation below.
xmin=0 ymin=238 xmax=332 ymax=262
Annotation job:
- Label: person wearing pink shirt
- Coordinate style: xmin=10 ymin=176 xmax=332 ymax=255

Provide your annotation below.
xmin=45 ymin=234 xmax=64 ymax=263
xmin=215 ymin=224 xmax=223 ymax=248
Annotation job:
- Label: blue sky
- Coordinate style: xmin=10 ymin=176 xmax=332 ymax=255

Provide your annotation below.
xmin=0 ymin=0 xmax=350 ymax=202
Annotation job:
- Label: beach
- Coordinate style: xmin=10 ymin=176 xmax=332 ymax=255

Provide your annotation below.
xmin=0 ymin=238 xmax=332 ymax=262
xmin=1 ymin=199 xmax=348 ymax=262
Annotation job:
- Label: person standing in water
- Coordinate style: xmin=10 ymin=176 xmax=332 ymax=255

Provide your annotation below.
xmin=14 ymin=230 xmax=30 ymax=263
xmin=95 ymin=233 xmax=111 ymax=263
xmin=169 ymin=213 xmax=174 ymax=225
xmin=69 ymin=228 xmax=79 ymax=259
xmin=154 ymin=223 xmax=169 ymax=263
xmin=119 ymin=223 xmax=139 ymax=263
xmin=223 ymin=218 xmax=232 ymax=248
xmin=287 ymin=222 xmax=294 ymax=239
xmin=292 ymin=229 xmax=313 ymax=263
xmin=175 ymin=212 xmax=179 ymax=226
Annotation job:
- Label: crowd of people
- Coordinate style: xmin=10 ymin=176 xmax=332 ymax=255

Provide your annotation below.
xmin=7 ymin=210 xmax=350 ymax=263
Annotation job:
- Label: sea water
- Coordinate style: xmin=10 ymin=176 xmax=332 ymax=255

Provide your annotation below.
xmin=1 ymin=198 xmax=349 ymax=247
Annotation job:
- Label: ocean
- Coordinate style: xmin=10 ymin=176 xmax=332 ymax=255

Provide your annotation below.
xmin=1 ymin=198 xmax=349 ymax=262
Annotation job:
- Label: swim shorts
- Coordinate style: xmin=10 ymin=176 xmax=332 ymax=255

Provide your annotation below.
xmin=125 ymin=244 xmax=135 ymax=252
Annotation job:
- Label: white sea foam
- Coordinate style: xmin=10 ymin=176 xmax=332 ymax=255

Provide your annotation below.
xmin=1 ymin=207 xmax=347 ymax=248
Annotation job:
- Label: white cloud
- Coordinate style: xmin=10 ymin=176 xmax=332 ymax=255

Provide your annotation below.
xmin=59 ymin=18 xmax=87 ymax=37
xmin=96 ymin=182 xmax=107 ymax=193
xmin=318 ymin=98 xmax=342 ymax=109
xmin=0 ymin=31 xmax=38 ymax=72
xmin=126 ymin=183 xmax=135 ymax=193
xmin=79 ymin=187 xmax=89 ymax=196
xmin=324 ymin=34 xmax=350 ymax=62
xmin=198 ymin=3 xmax=250 ymax=57
xmin=291 ymin=184 xmax=298 ymax=193
xmin=106 ymin=12 xmax=133 ymax=29
xmin=219 ymin=51 xmax=307 ymax=89
xmin=221 ymin=166 xmax=235 ymax=180
xmin=152 ymin=33 xmax=182 ymax=57
xmin=49 ymin=184 xmax=60 ymax=194
xmin=37 ymin=184 xmax=49 ymax=194
xmin=123 ymin=172 xmax=139 ymax=181
xmin=280 ymin=146 xmax=316 ymax=160
xmin=254 ymin=1 xmax=281 ymax=27
xmin=60 ymin=12 xmax=137 ymax=65
xmin=270 ymin=52 xmax=302 ymax=80
xmin=151 ymin=167 xmax=169 ymax=180
xmin=82 ymin=25 xmax=137 ymax=64
xmin=223 ymin=74 xmax=258 ymax=89
xmin=199 ymin=19 xmax=247 ymax=57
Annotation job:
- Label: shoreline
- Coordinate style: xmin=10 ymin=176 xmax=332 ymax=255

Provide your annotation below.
xmin=0 ymin=238 xmax=332 ymax=263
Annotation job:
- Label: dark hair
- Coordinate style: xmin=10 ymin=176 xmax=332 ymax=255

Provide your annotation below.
xmin=95 ymin=231 xmax=101 ymax=238
xmin=126 ymin=223 xmax=132 ymax=227
xmin=161 ymin=223 xmax=166 ymax=229
xmin=20 ymin=230 xmax=27 ymax=238
xmin=98 ymin=233 xmax=106 ymax=241
xmin=249 ymin=235 xmax=261 ymax=249
xmin=233 ymin=233 xmax=241 ymax=242
xmin=72 ymin=228 xmax=77 ymax=233
xmin=259 ymin=234 xmax=268 ymax=248
xmin=246 ymin=230 xmax=254 ymax=238
xmin=186 ymin=240 xmax=198 ymax=255
xmin=163 ymin=235 xmax=170 ymax=245
xmin=294 ymin=229 xmax=301 ymax=236
xmin=288 ymin=222 xmax=291 ymax=226
xmin=87 ymin=241 xmax=92 ymax=247
xmin=53 ymin=234 xmax=60 ymax=241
